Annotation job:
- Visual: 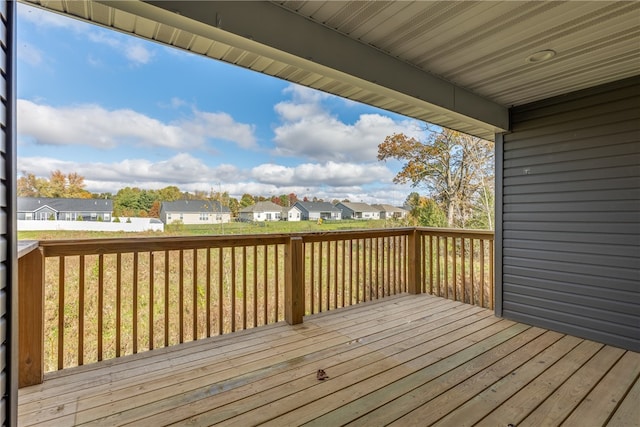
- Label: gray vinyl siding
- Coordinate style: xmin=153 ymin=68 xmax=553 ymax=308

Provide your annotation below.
xmin=500 ymin=76 xmax=640 ymax=351
xmin=0 ymin=1 xmax=15 ymax=424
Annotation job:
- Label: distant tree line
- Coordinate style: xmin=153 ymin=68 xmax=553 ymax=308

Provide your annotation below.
xmin=17 ymin=171 xmax=342 ymax=219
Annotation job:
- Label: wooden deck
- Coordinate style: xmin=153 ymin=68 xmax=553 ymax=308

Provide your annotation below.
xmin=18 ymin=294 xmax=639 ymax=426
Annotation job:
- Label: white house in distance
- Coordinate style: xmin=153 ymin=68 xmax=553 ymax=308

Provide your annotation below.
xmin=293 ymin=201 xmax=342 ymax=221
xmin=238 ymin=201 xmax=283 ymax=222
xmin=372 ymin=204 xmax=409 ymax=220
xmin=17 ymin=197 xmax=113 ymax=221
xmin=286 ymin=205 xmax=303 ymax=222
xmin=335 ymin=202 xmax=381 ymax=220
xmin=160 ymin=200 xmax=231 ymax=225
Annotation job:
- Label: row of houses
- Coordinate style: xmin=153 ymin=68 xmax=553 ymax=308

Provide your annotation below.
xmin=17 ymin=197 xmax=408 ymax=226
xmin=238 ymin=201 xmax=407 ymax=223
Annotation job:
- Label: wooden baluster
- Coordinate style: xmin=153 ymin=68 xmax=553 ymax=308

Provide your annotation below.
xmin=163 ymin=251 xmax=169 ymax=347
xmin=218 ymin=248 xmax=223 ymax=335
xmin=461 ymin=239 xmax=466 ymax=304
xmin=452 ymin=238 xmax=457 ymax=302
xmin=355 ymin=239 xmax=360 ymax=303
xmin=133 ymin=252 xmax=139 ymax=353
xmin=263 ymin=245 xmax=268 ymax=326
xmin=231 ymin=247 xmax=236 ymax=332
xmin=206 ymin=248 xmax=211 ymax=337
xmin=149 ymin=252 xmax=155 ymax=350
xmin=471 ymin=239 xmax=475 ymax=306
xmin=349 ymin=240 xmax=354 ymax=305
xmin=117 ymin=253 xmax=123 ymax=356
xmin=275 ymin=245 xmax=279 ymax=321
xmin=58 ymin=257 xmax=65 ymax=370
xmin=178 ymin=250 xmax=183 ymax=343
xmin=243 ymin=246 xmax=247 ymax=330
xmin=480 ymin=240 xmax=485 ymax=308
xmin=98 ymin=254 xmax=104 ymax=361
xmin=326 ymin=241 xmax=330 ymax=310
xmin=318 ymin=241 xmax=323 ymax=312
xmin=366 ymin=238 xmax=372 ymax=301
xmin=341 ymin=240 xmax=346 ymax=307
xmin=310 ymin=242 xmax=315 ymax=314
xmin=78 ymin=255 xmax=84 ymax=366
xmin=444 ymin=237 xmax=449 ymax=300
xmin=333 ymin=240 xmax=338 ymax=308
xmin=428 ymin=236 xmax=434 ymax=295
xmin=193 ymin=249 xmax=198 ymax=340
xmin=436 ymin=237 xmax=441 ymax=296
xmin=252 ymin=246 xmax=257 ymax=328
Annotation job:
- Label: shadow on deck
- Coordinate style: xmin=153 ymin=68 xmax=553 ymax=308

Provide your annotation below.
xmin=18 ymin=294 xmax=639 ymax=426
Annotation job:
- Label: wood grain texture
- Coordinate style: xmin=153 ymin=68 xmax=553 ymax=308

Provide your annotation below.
xmin=18 ymin=248 xmax=44 ymax=387
xmin=17 ymin=294 xmax=638 ymax=427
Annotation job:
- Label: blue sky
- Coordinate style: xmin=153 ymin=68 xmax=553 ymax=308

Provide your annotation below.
xmin=17 ymin=3 xmax=423 ymax=205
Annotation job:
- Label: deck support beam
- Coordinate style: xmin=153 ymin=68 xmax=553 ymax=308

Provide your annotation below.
xmin=18 ymin=247 xmax=44 ymax=387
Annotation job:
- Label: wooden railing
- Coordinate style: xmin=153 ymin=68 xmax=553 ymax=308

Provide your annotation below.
xmin=18 ymin=227 xmax=493 ymax=387
xmin=418 ymin=229 xmax=495 ymax=309
xmin=303 ymin=229 xmax=411 ymax=314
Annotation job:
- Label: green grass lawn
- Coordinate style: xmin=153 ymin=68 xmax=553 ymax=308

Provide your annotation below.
xmin=18 ymin=218 xmax=408 ymax=241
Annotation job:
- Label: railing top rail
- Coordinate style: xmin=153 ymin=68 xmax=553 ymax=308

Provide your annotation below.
xmin=33 ymin=227 xmax=494 ymax=257
xmin=38 ymin=234 xmax=291 ymax=257
xmin=297 ymin=227 xmax=415 ymax=243
xmin=417 ymin=227 xmax=495 ymax=240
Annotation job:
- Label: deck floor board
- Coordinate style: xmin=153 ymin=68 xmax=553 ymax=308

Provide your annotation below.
xmin=17 ymin=294 xmax=639 ymax=426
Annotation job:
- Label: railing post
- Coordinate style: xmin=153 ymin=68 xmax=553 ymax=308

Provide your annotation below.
xmin=408 ymin=229 xmax=422 ymax=294
xmin=18 ymin=247 xmax=44 ymax=387
xmin=285 ymin=236 xmax=304 ymax=325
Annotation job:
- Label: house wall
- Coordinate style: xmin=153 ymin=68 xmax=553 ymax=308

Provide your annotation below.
xmin=498 ymin=76 xmax=640 ymax=351
xmin=1 ymin=2 xmax=17 ymax=424
xmin=307 ymin=211 xmax=341 ymax=221
xmin=18 ymin=210 xmax=111 ymax=221
xmin=337 ymin=206 xmax=354 ymax=219
xmin=239 ymin=211 xmax=281 ymax=222
xmin=287 ymin=208 xmax=301 ymax=221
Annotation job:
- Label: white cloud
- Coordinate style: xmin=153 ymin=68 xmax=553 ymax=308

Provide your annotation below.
xmin=273 ymin=84 xmax=423 ymax=162
xmin=18 ymin=154 xmax=242 ymax=190
xmin=251 ymin=161 xmax=393 ymax=187
xmin=185 ymin=110 xmax=257 ymax=149
xmin=18 ymin=99 xmax=257 ymax=150
xmin=125 ymin=42 xmax=154 ymax=65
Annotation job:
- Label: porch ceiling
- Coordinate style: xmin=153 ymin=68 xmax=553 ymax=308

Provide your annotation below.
xmin=21 ymin=1 xmax=640 ymax=141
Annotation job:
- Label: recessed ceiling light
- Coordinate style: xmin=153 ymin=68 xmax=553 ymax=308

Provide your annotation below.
xmin=526 ymin=49 xmax=556 ymax=63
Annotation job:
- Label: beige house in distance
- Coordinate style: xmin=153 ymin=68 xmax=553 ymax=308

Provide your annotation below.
xmin=372 ymin=204 xmax=408 ymax=220
xmin=238 ymin=201 xmax=283 ymax=222
xmin=160 ymin=200 xmax=231 ymax=225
